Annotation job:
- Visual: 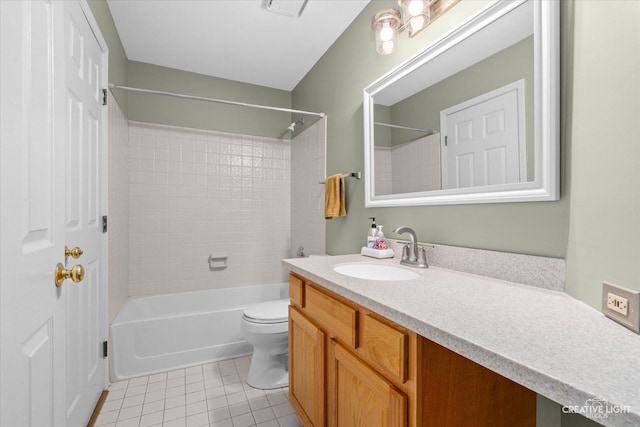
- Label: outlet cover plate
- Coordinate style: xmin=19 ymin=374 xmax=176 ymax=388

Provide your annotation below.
xmin=602 ymin=281 xmax=640 ymax=332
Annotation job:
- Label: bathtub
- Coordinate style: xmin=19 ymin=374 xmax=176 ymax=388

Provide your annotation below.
xmin=110 ymin=282 xmax=288 ymax=380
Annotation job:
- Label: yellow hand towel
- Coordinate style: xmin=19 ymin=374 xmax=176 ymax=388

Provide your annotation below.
xmin=324 ymin=174 xmax=346 ymax=220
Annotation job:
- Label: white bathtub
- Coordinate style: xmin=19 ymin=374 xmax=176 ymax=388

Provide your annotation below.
xmin=110 ymin=282 xmax=288 ymax=380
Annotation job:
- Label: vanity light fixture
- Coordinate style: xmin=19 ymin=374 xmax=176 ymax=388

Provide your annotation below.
xmin=372 ymin=0 xmax=460 ymax=54
xmin=398 ymin=0 xmax=431 ymax=36
xmin=372 ymin=9 xmax=401 ymax=55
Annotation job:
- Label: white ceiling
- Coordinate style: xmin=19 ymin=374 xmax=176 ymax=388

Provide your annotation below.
xmin=107 ymin=0 xmax=370 ymax=91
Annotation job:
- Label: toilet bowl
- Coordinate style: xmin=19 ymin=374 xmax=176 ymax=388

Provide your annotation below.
xmin=240 ymin=298 xmax=290 ymax=389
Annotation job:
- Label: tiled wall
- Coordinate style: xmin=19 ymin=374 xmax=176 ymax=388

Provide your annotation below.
xmin=127 ymin=123 xmax=291 ymax=296
xmin=108 ymin=93 xmax=130 ymax=322
xmin=375 ymin=133 xmax=442 ymax=195
xmin=290 ymin=118 xmax=326 ymax=257
xmin=374 ymin=147 xmax=392 ymax=196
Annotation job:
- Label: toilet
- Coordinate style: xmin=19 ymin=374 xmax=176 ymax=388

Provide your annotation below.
xmin=240 ymin=298 xmax=290 ymax=389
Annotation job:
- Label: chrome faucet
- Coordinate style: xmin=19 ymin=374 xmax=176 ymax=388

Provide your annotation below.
xmin=392 ymin=226 xmax=428 ymax=268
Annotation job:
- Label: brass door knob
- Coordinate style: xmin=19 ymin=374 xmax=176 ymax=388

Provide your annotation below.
xmin=65 ymin=245 xmax=83 ymax=261
xmin=54 ymin=263 xmax=85 ymax=287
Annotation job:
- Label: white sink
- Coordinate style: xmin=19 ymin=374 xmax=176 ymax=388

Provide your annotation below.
xmin=333 ymin=263 xmax=420 ymax=281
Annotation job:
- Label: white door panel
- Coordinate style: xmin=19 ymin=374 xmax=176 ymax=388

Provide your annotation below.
xmin=455 ymin=152 xmax=474 ymax=189
xmin=442 ymin=80 xmax=526 ymax=189
xmin=1 ymin=1 xmax=66 ymax=425
xmin=1 ymin=1 xmax=108 ymax=425
xmin=485 ymin=146 xmax=508 ymax=186
xmin=64 ymin=1 xmax=106 ymax=425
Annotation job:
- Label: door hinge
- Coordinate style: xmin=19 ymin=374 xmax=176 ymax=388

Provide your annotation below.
xmin=102 ymin=341 xmax=108 ymax=358
xmin=102 ymin=215 xmax=108 ymax=233
xmin=102 ymin=89 xmax=107 ymax=106
xmin=445 ymin=135 xmax=448 ymax=146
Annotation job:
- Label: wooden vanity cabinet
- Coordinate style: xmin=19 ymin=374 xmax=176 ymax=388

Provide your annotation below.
xmin=287 ymin=273 xmax=536 ymax=427
xmin=289 ymin=306 xmax=326 ymax=426
xmin=289 ymin=273 xmax=416 ymax=427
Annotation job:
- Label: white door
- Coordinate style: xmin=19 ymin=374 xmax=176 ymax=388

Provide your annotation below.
xmin=441 ymin=80 xmax=526 ymax=189
xmin=0 ymin=1 xmax=108 ymax=426
xmin=0 ymin=1 xmax=67 ymax=425
xmin=63 ymin=2 xmax=109 ymax=425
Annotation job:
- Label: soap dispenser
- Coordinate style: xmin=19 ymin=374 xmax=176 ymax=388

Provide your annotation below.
xmin=361 ymin=221 xmax=393 ymax=258
xmin=374 ymin=225 xmax=387 ymax=249
xmin=367 ymin=217 xmax=377 ymax=248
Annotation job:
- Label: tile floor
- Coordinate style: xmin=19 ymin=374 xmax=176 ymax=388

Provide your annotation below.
xmin=94 ymin=356 xmax=302 ymax=427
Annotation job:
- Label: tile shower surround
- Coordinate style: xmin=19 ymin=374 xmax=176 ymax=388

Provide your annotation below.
xmin=374 ymin=133 xmax=441 ymax=196
xmin=128 ymin=122 xmax=291 ymax=297
xmin=108 ymin=93 xmax=130 ymax=321
xmin=290 ymin=118 xmax=326 ymax=258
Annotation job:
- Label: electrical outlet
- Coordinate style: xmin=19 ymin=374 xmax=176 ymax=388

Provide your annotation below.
xmin=602 ymin=282 xmax=640 ymax=332
xmin=607 ymin=293 xmax=628 ymax=315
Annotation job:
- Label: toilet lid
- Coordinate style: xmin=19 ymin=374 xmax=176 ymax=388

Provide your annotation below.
xmin=243 ymin=299 xmax=290 ymax=324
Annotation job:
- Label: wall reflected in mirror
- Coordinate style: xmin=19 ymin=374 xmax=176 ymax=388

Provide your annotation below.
xmin=371 ymin=0 xmax=535 ymax=197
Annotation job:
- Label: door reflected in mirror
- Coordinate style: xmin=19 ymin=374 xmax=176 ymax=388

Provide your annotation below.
xmin=364 ymin=0 xmax=559 ymax=207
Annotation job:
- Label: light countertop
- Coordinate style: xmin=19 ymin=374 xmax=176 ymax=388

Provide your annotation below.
xmin=283 ymin=254 xmax=640 ymax=427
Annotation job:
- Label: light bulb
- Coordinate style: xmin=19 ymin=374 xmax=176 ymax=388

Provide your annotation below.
xmin=408 ymin=0 xmax=424 ymax=16
xmin=410 ymin=15 xmax=425 ymax=32
xmin=379 ymin=21 xmax=394 ymax=42
xmin=382 ymin=40 xmax=395 ymax=54
xmin=372 ymin=9 xmax=400 ymax=55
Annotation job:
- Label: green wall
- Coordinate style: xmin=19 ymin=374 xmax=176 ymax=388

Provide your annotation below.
xmin=389 ymin=36 xmax=533 ymax=146
xmin=87 ymin=0 xmax=128 ymax=108
xmin=373 ymin=104 xmax=392 ymax=147
xmin=294 ymin=0 xmax=640 ymax=307
xmin=563 ymin=1 xmax=640 ymax=313
xmin=386 ymin=36 xmax=534 ymax=181
xmin=126 ymin=61 xmax=293 ymax=138
xmin=292 ymin=0 xmax=569 ymax=261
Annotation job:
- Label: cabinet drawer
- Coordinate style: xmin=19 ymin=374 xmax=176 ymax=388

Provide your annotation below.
xmin=289 ymin=274 xmax=304 ymax=307
xmin=360 ymin=313 xmax=408 ymax=383
xmin=305 ymin=285 xmax=358 ymax=348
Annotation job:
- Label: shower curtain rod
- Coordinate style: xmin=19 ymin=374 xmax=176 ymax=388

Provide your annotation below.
xmin=374 ymin=121 xmax=436 ymax=135
xmin=108 ymin=84 xmax=325 ymax=118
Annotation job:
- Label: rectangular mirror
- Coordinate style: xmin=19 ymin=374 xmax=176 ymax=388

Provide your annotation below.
xmin=364 ymin=0 xmax=559 ymax=207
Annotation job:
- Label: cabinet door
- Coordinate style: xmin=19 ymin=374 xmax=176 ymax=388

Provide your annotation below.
xmin=289 ymin=307 xmax=326 ymax=427
xmin=328 ymin=340 xmax=407 ymax=427
xmin=420 ymin=338 xmax=535 ymax=426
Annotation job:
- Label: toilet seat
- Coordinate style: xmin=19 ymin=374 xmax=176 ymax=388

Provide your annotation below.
xmin=241 ymin=316 xmax=288 ymax=334
xmin=242 ymin=299 xmax=289 ymax=324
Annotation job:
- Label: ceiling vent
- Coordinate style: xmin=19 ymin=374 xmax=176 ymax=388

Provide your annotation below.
xmin=262 ymin=0 xmax=308 ymax=17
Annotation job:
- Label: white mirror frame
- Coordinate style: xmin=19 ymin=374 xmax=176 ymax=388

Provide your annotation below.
xmin=364 ymin=0 xmax=559 ymax=207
